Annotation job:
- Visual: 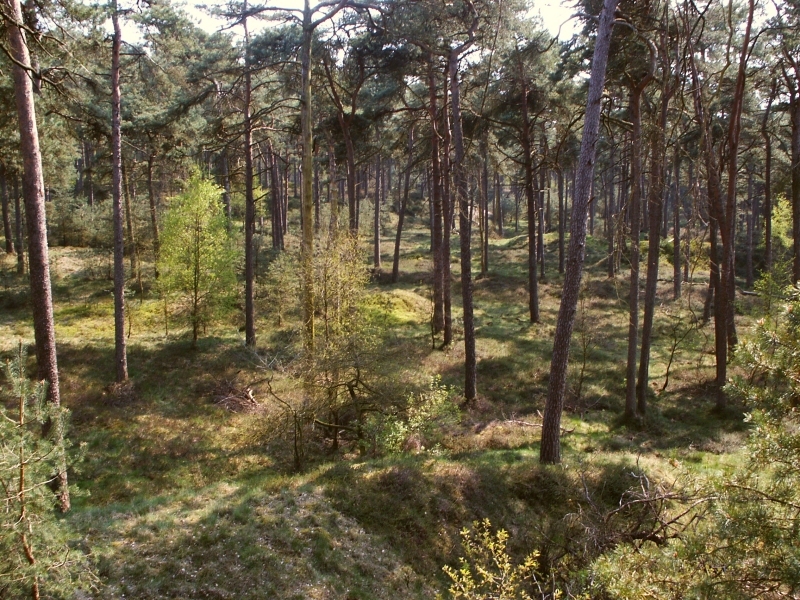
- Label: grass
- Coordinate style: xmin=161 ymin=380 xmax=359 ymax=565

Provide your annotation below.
xmin=0 ymin=211 xmax=756 ymax=598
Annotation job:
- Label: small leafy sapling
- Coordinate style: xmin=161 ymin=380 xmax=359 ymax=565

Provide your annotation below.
xmin=158 ymin=175 xmax=238 ymax=347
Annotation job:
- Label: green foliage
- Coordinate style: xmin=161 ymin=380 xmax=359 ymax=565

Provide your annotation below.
xmin=590 ymin=287 xmax=800 ymax=598
xmin=0 ymin=348 xmax=95 ymax=598
xmin=441 ymin=519 xmax=545 ymax=600
xmin=159 ymin=175 xmax=238 ymax=345
xmin=365 ymin=376 xmax=460 ymax=455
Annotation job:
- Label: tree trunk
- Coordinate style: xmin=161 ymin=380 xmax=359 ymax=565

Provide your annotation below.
xmin=300 ymin=1 xmax=315 ymax=353
xmin=449 ymin=49 xmax=476 ymax=401
xmin=373 ymin=153 xmax=382 ymax=271
xmin=540 ymin=0 xmax=618 ymax=464
xmin=1 ymin=166 xmax=14 ymax=254
xmin=111 ymin=5 xmax=128 ymax=382
xmin=521 ymin=101 xmax=539 ymax=322
xmin=746 ymin=168 xmax=754 ymax=289
xmin=4 ymin=0 xmax=69 ymax=510
xmin=392 ymin=128 xmax=414 ymax=283
xmin=122 ymin=159 xmax=138 ymax=280
xmin=441 ymin=66 xmax=453 ymax=347
xmin=673 ymin=148 xmax=681 ymax=299
xmin=147 ymin=153 xmax=160 ymax=278
xmin=243 ymin=6 xmax=256 ymax=348
xmin=222 ymin=149 xmax=232 ymax=228
xmin=636 ymin=88 xmax=669 ymax=416
xmin=763 ymin=84 xmax=775 ymax=272
xmin=15 ymin=176 xmax=24 ymax=274
xmin=558 ymin=169 xmax=564 ymax=274
xmin=624 ymin=85 xmax=645 ymax=421
xmin=427 ymin=57 xmax=445 ymax=334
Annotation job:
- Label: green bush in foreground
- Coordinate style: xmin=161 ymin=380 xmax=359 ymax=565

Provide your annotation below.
xmin=0 ymin=347 xmax=95 ymax=599
xmin=590 ymin=285 xmax=800 ymax=599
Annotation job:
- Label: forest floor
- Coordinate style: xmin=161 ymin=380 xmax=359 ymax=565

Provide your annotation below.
xmin=0 ymin=215 xmax=757 ymax=599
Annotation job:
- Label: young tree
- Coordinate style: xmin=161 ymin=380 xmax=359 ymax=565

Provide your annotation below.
xmin=159 ymin=176 xmax=238 ymax=347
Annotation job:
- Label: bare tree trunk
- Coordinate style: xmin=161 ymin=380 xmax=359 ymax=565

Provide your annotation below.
xmin=521 ymin=76 xmax=539 ymax=323
xmin=243 ymin=6 xmax=256 ymax=348
xmin=15 ymin=176 xmax=24 ymax=274
xmin=763 ymin=83 xmax=775 ymax=272
xmin=222 ymin=149 xmax=232 ymax=229
xmin=1 ymin=165 xmax=13 ymax=254
xmin=441 ymin=67 xmax=453 ymax=347
xmin=3 ymin=0 xmax=69 ymax=510
xmin=746 ymin=168 xmax=754 ymax=289
xmin=300 ymin=0 xmax=316 ymax=353
xmin=538 ymin=162 xmax=546 ymax=279
xmin=636 ymin=82 xmax=669 ymax=415
xmin=147 ymin=154 xmax=160 ymax=278
xmin=540 ymin=0 xmax=618 ymax=464
xmin=111 ymin=5 xmax=128 ymax=382
xmin=373 ymin=153 xmax=382 ymax=271
xmin=122 ymin=158 xmax=138 ymax=280
xmin=392 ymin=128 xmax=414 ymax=283
xmin=673 ymin=147 xmax=681 ymax=299
xmin=558 ymin=169 xmax=564 ymax=274
xmin=427 ymin=57 xmax=445 ymax=334
xmin=449 ymin=48 xmax=477 ymax=401
xmin=624 ymin=85 xmax=645 ymax=421
xmin=607 ymin=151 xmax=616 ymax=278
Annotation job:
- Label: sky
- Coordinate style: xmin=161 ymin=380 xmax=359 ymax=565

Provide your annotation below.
xmin=174 ymin=0 xmax=581 ymax=39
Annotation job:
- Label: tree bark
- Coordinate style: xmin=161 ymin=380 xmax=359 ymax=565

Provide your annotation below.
xmin=3 ymin=0 xmax=69 ymax=510
xmin=373 ymin=153 xmax=382 ymax=271
xmin=392 ymin=128 xmax=414 ymax=283
xmin=1 ymin=165 xmax=14 ymax=254
xmin=449 ymin=48 xmax=476 ymax=401
xmin=243 ymin=5 xmax=256 ymax=348
xmin=111 ymin=5 xmax=128 ymax=382
xmin=428 ymin=56 xmax=445 ymax=334
xmin=146 ymin=153 xmax=160 ymax=278
xmin=540 ymin=0 xmax=618 ymax=464
xmin=521 ymin=77 xmax=539 ymax=323
xmin=673 ymin=147 xmax=681 ymax=299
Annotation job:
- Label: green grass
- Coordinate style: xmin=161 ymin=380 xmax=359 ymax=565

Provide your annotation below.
xmin=0 ymin=215 xmax=756 ymax=598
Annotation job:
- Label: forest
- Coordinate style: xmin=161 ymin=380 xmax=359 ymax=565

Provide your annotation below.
xmin=2 ymin=0 xmax=800 ymax=597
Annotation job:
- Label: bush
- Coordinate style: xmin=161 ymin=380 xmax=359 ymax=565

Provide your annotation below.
xmin=0 ymin=348 xmax=96 ymax=598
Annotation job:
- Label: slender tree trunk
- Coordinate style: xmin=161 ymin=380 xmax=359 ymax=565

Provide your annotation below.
xmin=763 ymin=84 xmax=775 ymax=272
xmin=624 ymin=85 xmax=645 ymax=421
xmin=449 ymin=49 xmax=476 ymax=401
xmin=520 ymin=76 xmax=539 ymax=322
xmin=538 ymin=162 xmax=546 ymax=279
xmin=300 ymin=1 xmax=315 ymax=353
xmin=746 ymin=168 xmax=754 ymax=289
xmin=1 ymin=166 xmax=13 ymax=254
xmin=428 ymin=57 xmax=445 ymax=334
xmin=441 ymin=67 xmax=453 ymax=347
xmin=558 ymin=169 xmax=564 ymax=274
xmin=15 ymin=177 xmax=24 ymax=274
xmin=111 ymin=5 xmax=128 ymax=382
xmin=147 ymin=154 xmax=160 ymax=278
xmin=3 ymin=0 xmax=69 ymax=510
xmin=540 ymin=0 xmax=618 ymax=464
xmin=373 ymin=153 xmax=382 ymax=270
xmin=792 ymin=93 xmax=800 ymax=284
xmin=122 ymin=159 xmax=138 ymax=280
xmin=673 ymin=148 xmax=681 ymax=299
xmin=607 ymin=152 xmax=615 ymax=278
xmin=636 ymin=90 xmax=669 ymax=415
xmin=243 ymin=7 xmax=256 ymax=348
xmin=392 ymin=128 xmax=414 ymax=283
xmin=222 ymin=149 xmax=232 ymax=228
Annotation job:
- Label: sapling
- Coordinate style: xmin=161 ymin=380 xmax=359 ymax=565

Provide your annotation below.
xmin=1 ymin=346 xmax=95 ymax=598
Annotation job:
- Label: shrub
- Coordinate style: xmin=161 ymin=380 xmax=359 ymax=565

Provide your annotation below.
xmin=0 ymin=347 xmax=95 ymax=598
